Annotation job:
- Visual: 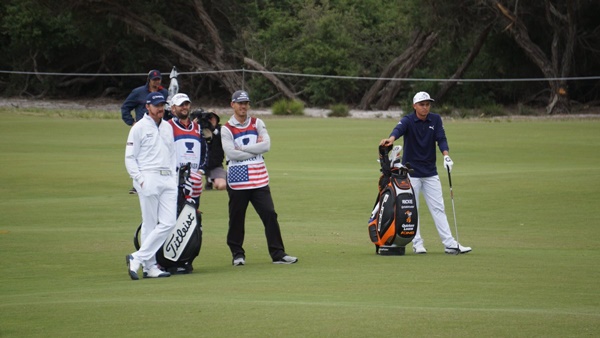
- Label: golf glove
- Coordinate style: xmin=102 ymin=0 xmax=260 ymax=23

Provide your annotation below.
xmin=443 ymin=155 xmax=454 ymax=172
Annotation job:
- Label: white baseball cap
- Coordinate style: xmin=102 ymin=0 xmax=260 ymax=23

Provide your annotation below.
xmin=413 ymin=91 xmax=435 ymax=104
xmin=171 ymin=93 xmax=191 ymax=106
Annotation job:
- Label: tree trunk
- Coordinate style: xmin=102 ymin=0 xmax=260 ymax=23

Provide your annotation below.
xmin=435 ymin=23 xmax=493 ymax=103
xmin=243 ymin=57 xmax=304 ymax=104
xmin=374 ymin=31 xmax=439 ymax=110
xmin=491 ymin=1 xmax=575 ymax=114
xmin=358 ymin=30 xmax=433 ymax=110
xmin=89 ymin=1 xmax=245 ymax=94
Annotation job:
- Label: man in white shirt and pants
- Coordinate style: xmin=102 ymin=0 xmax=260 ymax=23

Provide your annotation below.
xmin=125 ymin=92 xmax=177 ymax=280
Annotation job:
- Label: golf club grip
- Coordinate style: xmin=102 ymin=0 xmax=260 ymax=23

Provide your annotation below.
xmin=447 ymin=167 xmax=453 ymax=187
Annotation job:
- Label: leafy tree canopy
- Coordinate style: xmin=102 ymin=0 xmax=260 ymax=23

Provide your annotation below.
xmin=0 ymin=0 xmax=598 ymax=113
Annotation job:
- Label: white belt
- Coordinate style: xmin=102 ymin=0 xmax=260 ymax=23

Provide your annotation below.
xmin=143 ymin=170 xmax=172 ymax=176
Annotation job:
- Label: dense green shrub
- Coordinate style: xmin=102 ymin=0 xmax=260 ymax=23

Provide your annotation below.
xmin=436 ymin=104 xmax=454 ymax=116
xmin=327 ymin=103 xmax=349 ymax=117
xmin=480 ymin=104 xmax=507 ymax=116
xmin=272 ymin=99 xmax=304 ymax=116
xmin=517 ymin=103 xmax=539 ymax=116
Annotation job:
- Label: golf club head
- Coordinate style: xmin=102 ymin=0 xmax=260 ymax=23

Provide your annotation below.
xmin=168 ymin=77 xmax=179 ymax=104
xmin=389 ymin=145 xmax=402 ymax=162
xmin=392 ymin=158 xmax=402 ymax=168
xmin=170 ymin=66 xmax=178 ymax=79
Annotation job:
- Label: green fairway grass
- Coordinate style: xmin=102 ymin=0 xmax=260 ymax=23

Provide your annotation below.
xmin=1 ymin=109 xmax=599 ymax=337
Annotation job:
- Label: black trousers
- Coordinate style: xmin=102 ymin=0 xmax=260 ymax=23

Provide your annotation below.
xmin=227 ymin=185 xmax=286 ymax=261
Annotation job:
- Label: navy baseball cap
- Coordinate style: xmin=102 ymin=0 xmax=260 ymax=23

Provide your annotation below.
xmin=146 ymin=92 xmax=167 ymax=106
xmin=231 ymin=90 xmax=251 ymax=103
xmin=148 ymin=69 xmax=162 ymax=80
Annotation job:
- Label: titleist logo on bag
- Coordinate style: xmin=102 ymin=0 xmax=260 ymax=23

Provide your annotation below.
xmin=163 ymin=204 xmax=197 ymax=261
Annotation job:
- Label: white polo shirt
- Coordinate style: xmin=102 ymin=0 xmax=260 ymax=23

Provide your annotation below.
xmin=125 ymin=114 xmax=176 ymax=185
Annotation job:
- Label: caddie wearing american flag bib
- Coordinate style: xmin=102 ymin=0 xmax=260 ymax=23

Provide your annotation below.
xmin=226 ymin=125 xmax=269 ymax=190
xmin=221 ymin=90 xmax=298 ymax=266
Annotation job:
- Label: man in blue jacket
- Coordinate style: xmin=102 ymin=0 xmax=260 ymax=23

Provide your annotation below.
xmin=122 ymin=69 xmax=169 ymax=194
xmin=121 ymin=69 xmax=169 ymax=126
xmin=379 ymin=91 xmax=472 ymax=255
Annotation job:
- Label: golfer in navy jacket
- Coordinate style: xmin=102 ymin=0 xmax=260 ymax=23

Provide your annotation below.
xmin=380 ymin=91 xmax=472 ymax=255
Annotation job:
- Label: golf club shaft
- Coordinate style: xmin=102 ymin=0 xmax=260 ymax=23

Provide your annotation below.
xmin=447 ymin=167 xmax=459 ymax=246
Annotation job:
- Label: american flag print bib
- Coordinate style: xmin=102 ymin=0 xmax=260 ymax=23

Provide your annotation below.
xmin=228 ymin=162 xmax=269 ymax=190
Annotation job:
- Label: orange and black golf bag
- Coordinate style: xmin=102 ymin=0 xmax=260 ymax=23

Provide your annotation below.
xmin=368 ymin=145 xmax=418 ymax=255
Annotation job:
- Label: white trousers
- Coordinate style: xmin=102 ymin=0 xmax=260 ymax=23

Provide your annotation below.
xmin=410 ymin=175 xmax=457 ymax=248
xmin=131 ymin=172 xmax=177 ymax=271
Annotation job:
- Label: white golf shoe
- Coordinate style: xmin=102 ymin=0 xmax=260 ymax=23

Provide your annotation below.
xmin=232 ymin=257 xmax=246 ymax=266
xmin=143 ymin=266 xmax=171 ymax=278
xmin=273 ymin=255 xmax=298 ymax=264
xmin=412 ymin=244 xmax=427 ymax=254
xmin=126 ymin=254 xmax=141 ymax=280
xmin=445 ymin=244 xmax=472 ymax=254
